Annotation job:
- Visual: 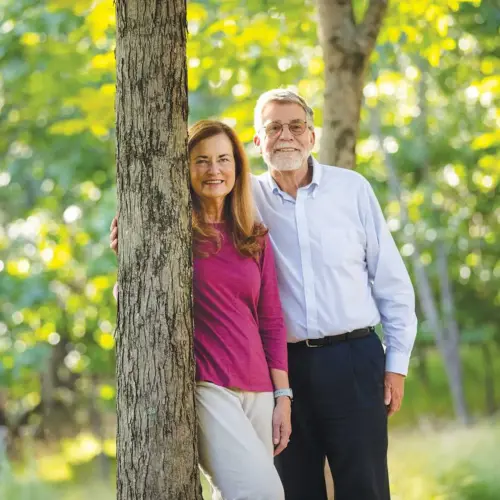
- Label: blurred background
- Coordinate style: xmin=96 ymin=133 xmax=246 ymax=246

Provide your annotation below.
xmin=0 ymin=0 xmax=499 ymax=499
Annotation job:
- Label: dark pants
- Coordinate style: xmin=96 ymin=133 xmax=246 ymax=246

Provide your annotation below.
xmin=275 ymin=332 xmax=390 ymax=500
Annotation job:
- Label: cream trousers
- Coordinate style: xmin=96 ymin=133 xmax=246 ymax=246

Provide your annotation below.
xmin=196 ymin=382 xmax=284 ymax=500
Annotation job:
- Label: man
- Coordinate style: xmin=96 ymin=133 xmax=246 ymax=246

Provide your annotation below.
xmin=251 ymin=89 xmax=417 ymax=500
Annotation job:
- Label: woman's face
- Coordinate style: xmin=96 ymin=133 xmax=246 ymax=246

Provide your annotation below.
xmin=190 ymin=133 xmax=236 ymax=202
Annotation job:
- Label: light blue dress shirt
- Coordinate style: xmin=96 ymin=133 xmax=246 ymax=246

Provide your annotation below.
xmin=251 ymin=157 xmax=417 ymax=375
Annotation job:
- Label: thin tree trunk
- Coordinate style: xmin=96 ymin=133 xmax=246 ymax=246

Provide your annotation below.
xmin=89 ymin=375 xmax=110 ymax=481
xmin=416 ymin=63 xmax=469 ymax=424
xmin=316 ymin=0 xmax=387 ymax=169
xmin=436 ymin=242 xmax=470 ymax=423
xmin=371 ymin=104 xmax=470 ymax=424
xmin=481 ymin=343 xmax=496 ymax=415
xmin=414 ymin=345 xmax=430 ymax=389
xmin=115 ymin=1 xmax=201 ymax=499
xmin=39 ymin=346 xmax=57 ymax=439
xmin=0 ymin=391 xmax=7 ymax=459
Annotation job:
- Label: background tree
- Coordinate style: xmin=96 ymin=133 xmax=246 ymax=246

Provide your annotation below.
xmin=316 ymin=0 xmax=387 ymax=169
xmin=114 ymin=0 xmax=201 ymax=498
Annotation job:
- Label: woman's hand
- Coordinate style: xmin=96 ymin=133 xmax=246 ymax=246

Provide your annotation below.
xmin=272 ymin=396 xmax=292 ymax=456
xmin=110 ymin=216 xmax=118 ymax=254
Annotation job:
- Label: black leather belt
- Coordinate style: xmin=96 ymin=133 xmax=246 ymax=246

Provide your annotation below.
xmin=292 ymin=327 xmax=375 ymax=348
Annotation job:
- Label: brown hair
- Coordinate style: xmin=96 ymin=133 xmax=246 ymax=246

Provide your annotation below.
xmin=188 ymin=120 xmax=267 ymax=259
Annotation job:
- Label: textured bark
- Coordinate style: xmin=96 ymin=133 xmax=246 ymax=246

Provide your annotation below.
xmin=115 ymin=1 xmax=201 ymax=499
xmin=316 ymin=0 xmax=388 ymax=169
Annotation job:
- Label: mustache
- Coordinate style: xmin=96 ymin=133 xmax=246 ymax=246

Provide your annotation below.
xmin=273 ymin=143 xmax=301 ymax=150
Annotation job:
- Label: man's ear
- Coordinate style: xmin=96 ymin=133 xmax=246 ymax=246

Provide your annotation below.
xmin=253 ymin=134 xmax=263 ymax=156
xmin=310 ymin=129 xmax=316 ymax=149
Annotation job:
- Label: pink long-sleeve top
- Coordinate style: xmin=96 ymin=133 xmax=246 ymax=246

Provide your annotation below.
xmin=193 ymin=223 xmax=287 ymax=392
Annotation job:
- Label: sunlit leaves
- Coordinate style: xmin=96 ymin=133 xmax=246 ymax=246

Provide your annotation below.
xmin=471 ymin=131 xmax=500 ymax=150
xmin=20 ymin=32 xmax=41 ymax=46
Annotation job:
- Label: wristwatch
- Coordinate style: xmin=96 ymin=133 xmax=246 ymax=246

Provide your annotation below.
xmin=274 ymin=388 xmax=293 ymax=401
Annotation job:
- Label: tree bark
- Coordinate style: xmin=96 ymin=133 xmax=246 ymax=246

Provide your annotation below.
xmin=316 ymin=0 xmax=388 ymax=169
xmin=115 ymin=1 xmax=201 ymax=499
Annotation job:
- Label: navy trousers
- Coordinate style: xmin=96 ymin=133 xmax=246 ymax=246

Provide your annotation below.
xmin=275 ymin=332 xmax=390 ymax=500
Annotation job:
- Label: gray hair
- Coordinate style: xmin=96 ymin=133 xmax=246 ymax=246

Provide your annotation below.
xmin=253 ymin=88 xmax=314 ymax=133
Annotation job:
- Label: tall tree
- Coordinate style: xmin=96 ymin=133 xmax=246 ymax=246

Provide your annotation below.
xmin=114 ymin=1 xmax=202 ymax=499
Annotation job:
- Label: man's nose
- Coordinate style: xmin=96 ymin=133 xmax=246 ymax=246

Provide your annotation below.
xmin=279 ymin=124 xmax=294 ymax=140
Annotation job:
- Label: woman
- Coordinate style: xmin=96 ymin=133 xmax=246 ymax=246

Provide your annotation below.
xmin=111 ymin=120 xmax=290 ymax=500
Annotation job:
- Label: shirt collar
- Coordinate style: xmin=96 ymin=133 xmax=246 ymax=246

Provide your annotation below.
xmin=266 ymin=155 xmax=323 ymax=197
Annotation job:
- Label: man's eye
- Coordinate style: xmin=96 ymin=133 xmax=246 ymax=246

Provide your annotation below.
xmin=266 ymin=123 xmax=281 ymax=133
xmin=290 ymin=122 xmax=305 ymax=133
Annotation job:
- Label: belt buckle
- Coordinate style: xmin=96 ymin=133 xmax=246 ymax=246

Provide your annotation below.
xmin=305 ymin=339 xmax=320 ymax=348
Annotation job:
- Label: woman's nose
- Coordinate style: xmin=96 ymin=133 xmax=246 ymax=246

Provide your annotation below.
xmin=206 ymin=161 xmax=220 ymax=173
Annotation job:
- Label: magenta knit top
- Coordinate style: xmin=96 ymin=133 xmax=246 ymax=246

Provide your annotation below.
xmin=193 ymin=224 xmax=287 ymax=392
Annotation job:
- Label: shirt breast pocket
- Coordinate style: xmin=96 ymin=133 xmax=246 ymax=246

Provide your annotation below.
xmin=321 ymin=229 xmax=363 ymax=268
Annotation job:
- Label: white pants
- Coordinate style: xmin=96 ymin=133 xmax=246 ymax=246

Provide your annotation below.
xmin=196 ymin=382 xmax=284 ymax=500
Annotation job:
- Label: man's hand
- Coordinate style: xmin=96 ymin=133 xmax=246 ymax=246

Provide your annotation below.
xmin=110 ymin=216 xmax=118 ymax=255
xmin=384 ymin=372 xmax=405 ymax=417
xmin=272 ymin=397 xmax=292 ymax=456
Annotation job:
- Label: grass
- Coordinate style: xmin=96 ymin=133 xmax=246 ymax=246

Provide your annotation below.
xmin=389 ymin=420 xmax=500 ymax=499
xmin=2 ymin=421 xmax=499 ymax=499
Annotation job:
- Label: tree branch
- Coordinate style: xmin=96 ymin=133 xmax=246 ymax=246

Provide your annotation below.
xmin=357 ymin=0 xmax=388 ymax=55
xmin=316 ymin=0 xmax=358 ymax=54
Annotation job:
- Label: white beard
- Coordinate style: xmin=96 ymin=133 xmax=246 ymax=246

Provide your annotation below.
xmin=264 ymin=149 xmax=308 ymax=172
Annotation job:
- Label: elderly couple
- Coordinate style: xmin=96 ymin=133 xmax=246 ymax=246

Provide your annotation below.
xmin=110 ymin=89 xmax=417 ymax=500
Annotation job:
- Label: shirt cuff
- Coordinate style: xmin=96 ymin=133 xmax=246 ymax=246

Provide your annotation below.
xmin=385 ymin=348 xmax=410 ymax=376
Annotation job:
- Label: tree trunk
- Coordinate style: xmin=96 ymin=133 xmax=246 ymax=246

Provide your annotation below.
xmin=89 ymin=375 xmax=110 ymax=481
xmin=0 ymin=391 xmax=7 ymax=459
xmin=436 ymin=242 xmax=470 ymax=424
xmin=115 ymin=1 xmax=201 ymax=499
xmin=414 ymin=345 xmax=430 ymax=389
xmin=481 ymin=343 xmax=496 ymax=415
xmin=370 ymin=103 xmax=470 ymax=424
xmin=316 ymin=0 xmax=388 ymax=169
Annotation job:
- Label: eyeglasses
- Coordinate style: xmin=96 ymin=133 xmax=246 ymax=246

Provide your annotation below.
xmin=261 ymin=120 xmax=310 ymax=138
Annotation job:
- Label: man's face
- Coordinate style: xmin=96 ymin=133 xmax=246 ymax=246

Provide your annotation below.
xmin=254 ymin=102 xmax=315 ymax=172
